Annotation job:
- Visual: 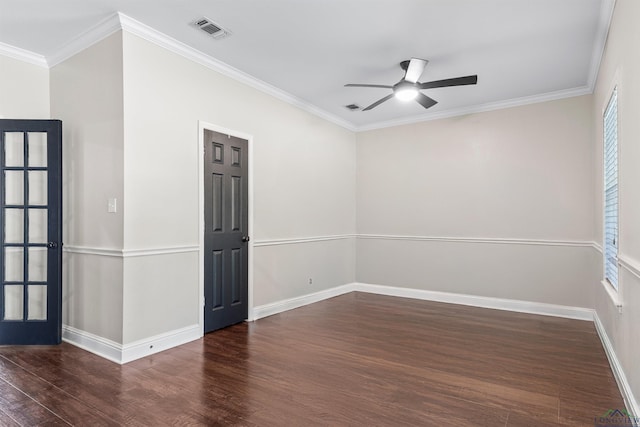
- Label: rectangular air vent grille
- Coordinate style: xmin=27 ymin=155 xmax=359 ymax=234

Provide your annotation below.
xmin=200 ymin=22 xmax=221 ymax=35
xmin=193 ymin=18 xmax=231 ymax=39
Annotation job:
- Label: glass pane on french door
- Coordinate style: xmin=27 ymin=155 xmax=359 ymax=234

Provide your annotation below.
xmin=1 ymin=120 xmax=62 ymax=345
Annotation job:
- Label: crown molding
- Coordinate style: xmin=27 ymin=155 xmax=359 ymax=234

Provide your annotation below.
xmin=352 ymin=0 xmax=615 ymax=132
xmin=587 ymin=0 xmax=617 ymax=91
xmin=46 ymin=13 xmax=121 ymax=67
xmin=117 ymin=14 xmax=356 ymax=131
xmin=355 ymin=85 xmax=592 ymax=132
xmin=0 ymin=41 xmax=47 ymax=68
xmin=7 ymin=1 xmax=613 ymax=132
xmin=38 ymin=12 xmax=355 ymax=131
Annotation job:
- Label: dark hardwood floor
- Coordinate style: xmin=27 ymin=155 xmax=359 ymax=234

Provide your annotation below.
xmin=0 ymin=292 xmax=624 ymax=426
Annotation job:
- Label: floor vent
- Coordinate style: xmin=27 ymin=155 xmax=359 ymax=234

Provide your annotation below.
xmin=193 ymin=18 xmax=231 ymax=39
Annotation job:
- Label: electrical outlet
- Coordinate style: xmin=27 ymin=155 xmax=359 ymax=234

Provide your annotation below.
xmin=308 ymin=278 xmax=313 ymax=285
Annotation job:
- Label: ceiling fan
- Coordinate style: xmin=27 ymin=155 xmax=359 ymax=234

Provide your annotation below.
xmin=345 ymin=58 xmax=478 ymax=111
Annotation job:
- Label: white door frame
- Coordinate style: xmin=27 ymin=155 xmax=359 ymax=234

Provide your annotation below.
xmin=198 ymin=121 xmax=255 ymax=335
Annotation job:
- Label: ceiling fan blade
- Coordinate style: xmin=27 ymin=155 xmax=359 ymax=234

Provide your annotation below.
xmin=404 ymin=58 xmax=428 ymax=83
xmin=345 ymin=84 xmax=393 ymax=89
xmin=419 ymin=75 xmax=478 ymax=90
xmin=363 ymin=93 xmax=395 ymax=111
xmin=415 ymin=92 xmax=438 ymax=110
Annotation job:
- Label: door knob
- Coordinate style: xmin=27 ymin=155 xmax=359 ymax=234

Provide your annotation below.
xmin=241 ymin=236 xmax=250 ymax=243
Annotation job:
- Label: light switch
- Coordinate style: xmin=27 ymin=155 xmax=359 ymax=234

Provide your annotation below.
xmin=108 ymin=198 xmax=117 ymax=213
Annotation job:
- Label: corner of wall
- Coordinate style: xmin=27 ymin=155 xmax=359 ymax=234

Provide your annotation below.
xmin=51 ymin=31 xmax=126 ymax=345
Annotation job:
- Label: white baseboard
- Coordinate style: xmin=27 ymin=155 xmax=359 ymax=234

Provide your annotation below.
xmin=62 ymin=325 xmax=123 ymax=364
xmin=121 ymin=324 xmax=202 ymax=364
xmin=593 ymin=313 xmax=640 ymax=419
xmin=251 ymin=283 xmax=355 ymax=320
xmin=63 ymin=324 xmax=202 ymax=364
xmin=354 ymin=282 xmax=595 ymax=321
xmin=251 ymin=282 xmax=594 ymax=321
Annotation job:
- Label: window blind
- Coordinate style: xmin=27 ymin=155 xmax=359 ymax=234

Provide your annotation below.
xmin=604 ymin=87 xmax=618 ymax=290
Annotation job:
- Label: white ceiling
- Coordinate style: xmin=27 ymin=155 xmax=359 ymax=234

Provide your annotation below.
xmin=0 ymin=0 xmax=614 ymax=130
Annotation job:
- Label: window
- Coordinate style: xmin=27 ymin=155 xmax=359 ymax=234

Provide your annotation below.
xmin=604 ymin=87 xmax=618 ymax=290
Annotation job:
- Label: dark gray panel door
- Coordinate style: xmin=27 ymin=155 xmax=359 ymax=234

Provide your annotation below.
xmin=204 ymin=130 xmax=248 ymax=333
xmin=0 ymin=119 xmax=62 ymax=345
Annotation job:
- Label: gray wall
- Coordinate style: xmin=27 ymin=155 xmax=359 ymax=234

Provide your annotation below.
xmin=50 ymin=33 xmax=125 ymax=343
xmin=356 ymin=96 xmax=595 ymax=308
xmin=46 ymin=29 xmax=358 ymax=346
xmin=119 ymin=32 xmax=356 ymax=343
xmin=0 ymin=54 xmax=49 ymax=119
xmin=592 ymin=0 xmax=640 ymax=409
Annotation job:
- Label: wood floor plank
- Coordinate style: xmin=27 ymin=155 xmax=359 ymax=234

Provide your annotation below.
xmin=0 ymin=379 xmax=69 ymax=426
xmin=0 ymin=407 xmax=20 ymax=427
xmin=0 ymin=292 xmax=626 ymax=426
xmin=0 ymin=356 xmax=119 ymax=426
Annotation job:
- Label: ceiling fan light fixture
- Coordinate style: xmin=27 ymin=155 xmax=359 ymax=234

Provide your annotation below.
xmin=345 ymin=59 xmax=477 ymax=111
xmin=394 ymin=84 xmax=419 ymax=101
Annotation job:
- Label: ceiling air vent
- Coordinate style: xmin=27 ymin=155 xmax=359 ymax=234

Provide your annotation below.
xmin=345 ymin=104 xmax=361 ymax=111
xmin=193 ymin=17 xmax=231 ymax=40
